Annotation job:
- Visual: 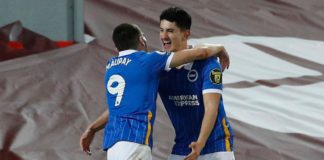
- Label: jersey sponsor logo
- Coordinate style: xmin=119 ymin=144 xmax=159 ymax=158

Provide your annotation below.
xmin=187 ymin=69 xmax=198 ymax=82
xmin=210 ymin=68 xmax=222 ymax=84
xmin=168 ymin=95 xmax=200 ymax=107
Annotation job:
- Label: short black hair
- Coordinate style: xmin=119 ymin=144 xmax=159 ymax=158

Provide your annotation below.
xmin=160 ymin=7 xmax=191 ymax=30
xmin=112 ymin=23 xmax=141 ymax=51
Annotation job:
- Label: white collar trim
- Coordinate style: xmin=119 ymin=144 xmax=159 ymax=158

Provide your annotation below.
xmin=176 ymin=62 xmax=194 ymax=70
xmin=119 ymin=49 xmax=137 ymax=56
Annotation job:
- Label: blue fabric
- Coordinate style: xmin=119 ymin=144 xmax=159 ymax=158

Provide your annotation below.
xmin=159 ymin=57 xmax=234 ymax=155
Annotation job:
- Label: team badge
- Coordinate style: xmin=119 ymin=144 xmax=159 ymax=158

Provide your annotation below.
xmin=187 ymin=69 xmax=198 ymax=82
xmin=210 ymin=68 xmax=222 ymax=84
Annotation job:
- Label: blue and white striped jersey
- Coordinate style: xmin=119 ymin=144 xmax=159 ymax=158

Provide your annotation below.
xmin=159 ymin=57 xmax=234 ymax=155
xmin=103 ymin=49 xmax=173 ymax=150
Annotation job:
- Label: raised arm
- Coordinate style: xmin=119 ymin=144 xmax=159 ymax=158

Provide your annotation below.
xmin=80 ymin=109 xmax=109 ymax=155
xmin=194 ymin=43 xmax=230 ymax=71
xmin=169 ymin=44 xmax=226 ymax=68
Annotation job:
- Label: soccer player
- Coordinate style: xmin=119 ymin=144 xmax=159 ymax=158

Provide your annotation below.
xmin=80 ymin=23 xmax=229 ymax=160
xmin=158 ymin=7 xmax=235 ymax=160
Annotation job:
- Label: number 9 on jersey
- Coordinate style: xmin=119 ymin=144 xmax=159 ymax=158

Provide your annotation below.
xmin=107 ymin=75 xmax=126 ymax=106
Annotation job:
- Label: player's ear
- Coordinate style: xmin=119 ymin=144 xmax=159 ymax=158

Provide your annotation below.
xmin=139 ymin=35 xmax=147 ymax=46
xmin=184 ymin=29 xmax=191 ymax=39
xmin=139 ymin=35 xmax=148 ymax=51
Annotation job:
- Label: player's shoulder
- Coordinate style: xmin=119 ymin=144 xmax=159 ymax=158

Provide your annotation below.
xmin=195 ymin=57 xmax=219 ymax=65
xmin=132 ymin=50 xmax=148 ymax=55
xmin=143 ymin=51 xmax=172 ymax=59
xmin=130 ymin=50 xmax=152 ymax=59
xmin=206 ymin=57 xmax=221 ymax=66
xmin=197 ymin=57 xmax=221 ymax=72
xmin=150 ymin=50 xmax=171 ymax=55
xmin=135 ymin=50 xmax=168 ymax=56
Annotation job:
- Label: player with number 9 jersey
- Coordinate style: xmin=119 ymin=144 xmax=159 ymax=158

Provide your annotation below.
xmin=103 ymin=49 xmax=173 ymax=150
xmin=79 ymin=23 xmax=228 ymax=160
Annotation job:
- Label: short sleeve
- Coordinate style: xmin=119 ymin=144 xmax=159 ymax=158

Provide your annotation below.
xmin=202 ymin=57 xmax=223 ymax=95
xmin=145 ymin=51 xmax=173 ymax=73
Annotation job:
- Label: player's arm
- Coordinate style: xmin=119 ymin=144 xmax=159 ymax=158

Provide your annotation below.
xmin=199 ymin=93 xmax=220 ymax=147
xmin=80 ymin=109 xmax=109 ymax=155
xmin=194 ymin=43 xmax=230 ymax=71
xmin=169 ymin=44 xmax=227 ymax=68
xmin=185 ymin=93 xmax=220 ymax=160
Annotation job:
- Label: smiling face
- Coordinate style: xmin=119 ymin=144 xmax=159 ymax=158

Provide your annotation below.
xmin=159 ymin=20 xmax=190 ymax=52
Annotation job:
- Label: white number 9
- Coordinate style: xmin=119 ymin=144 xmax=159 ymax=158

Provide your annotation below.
xmin=107 ymin=75 xmax=125 ymax=106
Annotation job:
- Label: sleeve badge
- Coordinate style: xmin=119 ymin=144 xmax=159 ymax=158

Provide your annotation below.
xmin=209 ymin=68 xmax=222 ymax=84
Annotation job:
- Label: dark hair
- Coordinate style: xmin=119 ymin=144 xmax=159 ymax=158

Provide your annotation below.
xmin=112 ymin=23 xmax=141 ymax=51
xmin=160 ymin=7 xmax=191 ymax=30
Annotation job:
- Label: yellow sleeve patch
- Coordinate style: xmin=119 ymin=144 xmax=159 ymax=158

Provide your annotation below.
xmin=210 ymin=68 xmax=222 ymax=84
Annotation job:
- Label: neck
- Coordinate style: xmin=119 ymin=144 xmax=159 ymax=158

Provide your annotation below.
xmin=178 ymin=42 xmax=188 ymax=51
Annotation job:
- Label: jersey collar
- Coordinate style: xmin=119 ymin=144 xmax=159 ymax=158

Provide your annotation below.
xmin=175 ymin=62 xmax=194 ymax=71
xmin=173 ymin=45 xmax=194 ymax=71
xmin=119 ymin=49 xmax=137 ymax=56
